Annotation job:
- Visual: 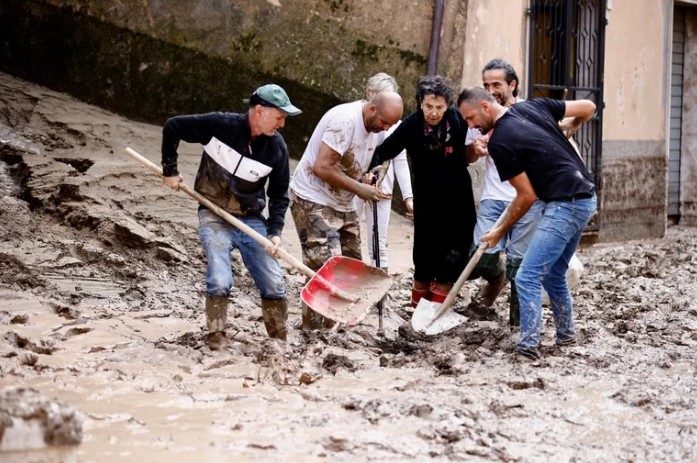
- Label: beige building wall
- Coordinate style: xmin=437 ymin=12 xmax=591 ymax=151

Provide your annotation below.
xmin=457 ymin=0 xmax=670 ymax=241
xmin=603 ymin=1 xmax=667 ymax=140
xmin=459 ymin=0 xmax=528 ymax=90
xmin=458 ymin=0 xmax=529 ymax=202
xmin=600 ymin=0 xmax=669 ymax=240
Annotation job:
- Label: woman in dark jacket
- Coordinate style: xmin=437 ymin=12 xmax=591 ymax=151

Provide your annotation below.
xmin=370 ymin=75 xmax=476 ymax=307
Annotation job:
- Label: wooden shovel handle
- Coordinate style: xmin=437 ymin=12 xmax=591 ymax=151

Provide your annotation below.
xmin=124 ymin=147 xmax=359 ymax=301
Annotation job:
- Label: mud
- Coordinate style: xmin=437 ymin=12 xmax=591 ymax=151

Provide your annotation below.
xmin=0 ymin=72 xmax=696 ymax=462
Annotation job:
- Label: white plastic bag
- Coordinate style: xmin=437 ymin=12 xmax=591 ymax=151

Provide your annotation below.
xmin=541 ymin=253 xmax=584 ymax=305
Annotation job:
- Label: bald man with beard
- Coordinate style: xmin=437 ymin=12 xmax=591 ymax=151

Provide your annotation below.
xmin=290 ymin=90 xmax=404 ymax=330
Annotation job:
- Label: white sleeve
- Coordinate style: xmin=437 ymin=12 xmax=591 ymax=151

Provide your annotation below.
xmin=465 ymin=127 xmax=481 ymax=146
xmin=393 ymin=151 xmax=413 ymax=200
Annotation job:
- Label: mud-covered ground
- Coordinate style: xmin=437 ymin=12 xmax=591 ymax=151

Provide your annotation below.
xmin=0 ymin=72 xmax=696 ymax=462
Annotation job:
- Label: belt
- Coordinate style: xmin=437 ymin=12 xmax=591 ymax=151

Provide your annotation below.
xmin=547 ymin=192 xmax=594 ymax=202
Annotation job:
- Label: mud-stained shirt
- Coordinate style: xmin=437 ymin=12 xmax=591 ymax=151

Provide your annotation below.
xmin=161 ymin=112 xmax=290 ymax=237
xmin=290 ymin=101 xmax=387 ymax=212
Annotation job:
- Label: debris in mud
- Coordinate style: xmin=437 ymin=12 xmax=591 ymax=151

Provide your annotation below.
xmin=299 ymin=371 xmax=322 ymax=384
xmin=321 ymin=353 xmax=355 ymax=375
xmin=507 ymin=377 xmax=546 ymax=390
xmin=4 ymin=332 xmax=56 ymax=355
xmin=0 ymin=387 xmax=83 ymax=454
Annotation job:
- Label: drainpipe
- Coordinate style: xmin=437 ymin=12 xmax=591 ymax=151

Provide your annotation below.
xmin=427 ymin=0 xmax=445 ymax=75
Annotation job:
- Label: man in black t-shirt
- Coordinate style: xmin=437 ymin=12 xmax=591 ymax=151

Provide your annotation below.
xmin=457 ymin=87 xmax=596 ymax=361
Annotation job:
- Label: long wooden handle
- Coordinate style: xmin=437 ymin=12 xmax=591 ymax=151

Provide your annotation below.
xmin=430 ymin=203 xmax=513 ymax=323
xmin=125 ymin=148 xmax=313 ymax=276
xmin=124 ymin=147 xmax=360 ymax=301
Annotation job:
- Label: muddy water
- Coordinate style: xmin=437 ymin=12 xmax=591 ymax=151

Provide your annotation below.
xmin=1 ymin=72 xmax=696 ymax=462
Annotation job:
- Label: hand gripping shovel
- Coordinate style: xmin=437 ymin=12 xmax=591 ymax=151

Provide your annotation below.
xmin=124 ymin=148 xmax=391 ymax=326
xmin=411 ymin=204 xmax=511 ymax=335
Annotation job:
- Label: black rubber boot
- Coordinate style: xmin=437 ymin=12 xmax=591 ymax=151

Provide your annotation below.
xmin=507 ymin=258 xmax=523 ymax=327
xmin=471 ymin=251 xmax=507 ymax=306
xmin=261 ymin=298 xmax=288 ymax=341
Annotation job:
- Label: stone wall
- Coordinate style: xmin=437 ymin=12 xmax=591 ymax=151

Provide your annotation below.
xmin=0 ymin=1 xmax=467 ymax=159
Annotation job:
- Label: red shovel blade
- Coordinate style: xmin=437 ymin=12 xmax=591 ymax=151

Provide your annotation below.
xmin=301 ymin=256 xmax=392 ymax=326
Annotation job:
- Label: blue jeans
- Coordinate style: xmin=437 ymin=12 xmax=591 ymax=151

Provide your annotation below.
xmin=198 ymin=208 xmax=285 ymax=299
xmin=515 ymin=195 xmax=597 ymax=350
xmin=473 ymin=199 xmax=544 ymax=259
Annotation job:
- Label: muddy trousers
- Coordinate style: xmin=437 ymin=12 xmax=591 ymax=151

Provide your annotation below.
xmin=290 ymin=193 xmax=361 ymax=330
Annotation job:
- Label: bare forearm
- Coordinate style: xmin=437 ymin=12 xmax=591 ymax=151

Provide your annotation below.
xmin=313 ymin=164 xmax=364 ymax=196
xmin=561 ymin=100 xmax=596 ymax=136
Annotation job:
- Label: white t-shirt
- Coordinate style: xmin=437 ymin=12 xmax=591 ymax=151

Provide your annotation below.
xmin=466 ymin=127 xmax=516 ymax=201
xmin=290 ymin=100 xmax=388 ymax=212
xmin=466 ymin=97 xmax=527 ymax=203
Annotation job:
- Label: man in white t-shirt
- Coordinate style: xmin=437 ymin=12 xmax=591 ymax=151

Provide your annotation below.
xmin=290 ymin=91 xmax=403 ymax=329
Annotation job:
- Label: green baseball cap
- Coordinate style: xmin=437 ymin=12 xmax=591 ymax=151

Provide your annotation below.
xmin=243 ymin=84 xmax=302 ymax=116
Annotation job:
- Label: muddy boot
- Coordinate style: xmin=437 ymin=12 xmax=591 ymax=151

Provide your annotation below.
xmin=507 ymin=258 xmax=523 ymax=327
xmin=472 ymin=252 xmax=507 ymax=307
xmin=411 ymin=286 xmax=431 ymax=308
xmin=205 ymin=295 xmax=228 ymax=351
xmin=430 ymin=286 xmax=449 ymax=304
xmin=302 ymin=301 xmax=325 ymax=330
xmin=261 ymin=298 xmax=288 ymax=341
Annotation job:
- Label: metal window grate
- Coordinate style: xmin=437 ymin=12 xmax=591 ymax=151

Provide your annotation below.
xmin=528 ymin=0 xmax=606 ymax=231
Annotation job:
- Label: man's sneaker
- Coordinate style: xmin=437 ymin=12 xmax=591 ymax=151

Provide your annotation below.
xmin=515 ymin=345 xmax=541 ymax=361
xmin=556 ymin=336 xmax=578 ymax=347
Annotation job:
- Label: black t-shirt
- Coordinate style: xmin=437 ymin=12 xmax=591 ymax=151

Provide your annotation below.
xmin=488 ymin=98 xmax=595 ymax=201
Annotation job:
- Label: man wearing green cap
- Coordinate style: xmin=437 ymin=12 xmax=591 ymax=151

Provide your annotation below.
xmin=161 ymin=84 xmax=301 ymax=350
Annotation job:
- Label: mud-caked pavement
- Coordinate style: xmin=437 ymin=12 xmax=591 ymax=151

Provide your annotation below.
xmin=0 ymin=72 xmax=695 ymax=462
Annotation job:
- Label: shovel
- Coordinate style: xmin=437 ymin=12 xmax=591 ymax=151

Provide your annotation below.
xmin=411 ymin=204 xmax=511 ymax=335
xmin=124 ymin=147 xmax=391 ymax=326
xmin=372 ymin=200 xmax=386 ymax=335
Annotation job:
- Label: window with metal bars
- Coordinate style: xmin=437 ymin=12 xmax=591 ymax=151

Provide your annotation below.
xmin=527 ymin=0 xmax=606 ymax=230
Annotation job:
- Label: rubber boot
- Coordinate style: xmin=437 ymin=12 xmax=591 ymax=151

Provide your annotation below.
xmin=507 ymin=258 xmax=523 ymax=327
xmin=411 ymin=287 xmax=431 ymax=308
xmin=301 ymin=301 xmax=335 ymax=330
xmin=430 ymin=286 xmax=449 ymax=304
xmin=473 ymin=252 xmax=507 ymax=307
xmin=261 ymin=298 xmax=288 ymax=341
xmin=205 ymin=295 xmax=228 ymax=351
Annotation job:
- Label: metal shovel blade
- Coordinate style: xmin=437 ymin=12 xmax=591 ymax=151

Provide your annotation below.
xmin=301 ymin=256 xmax=392 ymax=326
xmin=411 ymin=298 xmax=467 ymax=335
